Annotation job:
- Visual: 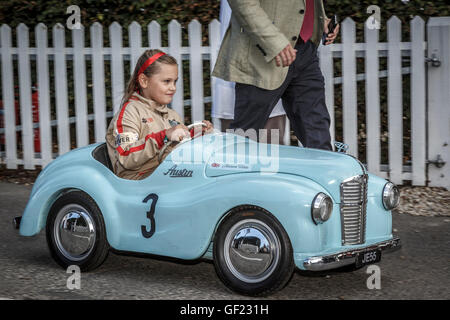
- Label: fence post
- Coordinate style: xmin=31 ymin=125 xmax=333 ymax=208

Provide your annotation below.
xmin=427 ymin=17 xmax=450 ymax=190
xmin=410 ymin=17 xmax=426 ymax=186
xmin=209 ymin=19 xmax=222 ymax=133
xmin=73 ymin=24 xmax=89 ymax=148
xmin=1 ymin=24 xmax=17 ymax=169
xmin=189 ymin=20 xmax=204 ymax=123
xmin=129 ymin=21 xmax=142 ymax=74
xmin=91 ymin=22 xmax=107 ymax=143
xmin=110 ymin=22 xmax=125 ymax=115
xmin=35 ymin=23 xmax=53 ymax=167
xmin=168 ymin=20 xmax=184 ymax=120
xmin=319 ymin=43 xmax=335 ymax=144
xmin=364 ymin=18 xmax=381 ymax=176
xmin=148 ymin=21 xmax=162 ymax=49
xmin=17 ymin=24 xmax=35 ymax=169
xmin=341 ymin=18 xmax=358 ymax=158
xmin=387 ymin=16 xmax=403 ymax=185
xmin=53 ymin=23 xmax=70 ymax=156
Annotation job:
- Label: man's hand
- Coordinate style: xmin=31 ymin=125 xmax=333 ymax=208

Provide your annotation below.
xmin=275 ymin=44 xmax=297 ymax=67
xmin=324 ymin=18 xmax=340 ymax=45
xmin=166 ymin=124 xmax=190 ymax=142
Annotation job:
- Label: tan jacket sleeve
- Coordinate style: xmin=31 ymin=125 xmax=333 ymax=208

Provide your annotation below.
xmin=227 ymin=0 xmax=289 ymax=63
xmin=320 ymin=1 xmax=328 ymax=22
xmin=113 ymin=105 xmax=166 ymax=170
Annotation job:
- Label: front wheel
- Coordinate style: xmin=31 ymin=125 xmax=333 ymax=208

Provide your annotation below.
xmin=46 ymin=191 xmax=109 ymax=271
xmin=213 ymin=207 xmax=294 ymax=296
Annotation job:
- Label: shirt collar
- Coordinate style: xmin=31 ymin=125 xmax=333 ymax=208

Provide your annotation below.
xmin=132 ymin=92 xmax=169 ymax=114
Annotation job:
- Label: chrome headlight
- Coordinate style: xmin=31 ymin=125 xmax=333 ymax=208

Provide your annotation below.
xmin=311 ymin=193 xmax=333 ymax=225
xmin=382 ymin=182 xmax=400 ymax=210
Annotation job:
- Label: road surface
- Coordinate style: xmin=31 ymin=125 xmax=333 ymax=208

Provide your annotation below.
xmin=0 ymin=182 xmax=449 ymax=300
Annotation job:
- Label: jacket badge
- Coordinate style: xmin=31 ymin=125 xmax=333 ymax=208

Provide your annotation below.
xmin=142 ymin=117 xmax=154 ymax=124
xmin=115 ymin=132 xmax=139 ymax=147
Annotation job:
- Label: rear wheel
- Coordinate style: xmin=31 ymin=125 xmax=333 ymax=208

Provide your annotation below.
xmin=213 ymin=207 xmax=294 ymax=296
xmin=46 ymin=191 xmax=109 ymax=271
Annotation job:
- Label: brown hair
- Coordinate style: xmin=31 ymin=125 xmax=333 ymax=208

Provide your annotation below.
xmin=122 ymin=49 xmax=177 ymax=106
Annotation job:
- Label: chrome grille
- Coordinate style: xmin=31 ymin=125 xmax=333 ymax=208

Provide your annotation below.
xmin=340 ymin=175 xmax=368 ymax=245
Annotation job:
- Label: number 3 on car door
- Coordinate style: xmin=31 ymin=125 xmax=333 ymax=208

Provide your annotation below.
xmin=141 ymin=193 xmax=158 ymax=238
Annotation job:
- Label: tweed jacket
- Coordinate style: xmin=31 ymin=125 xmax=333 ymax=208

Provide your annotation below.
xmin=212 ymin=0 xmax=327 ymax=90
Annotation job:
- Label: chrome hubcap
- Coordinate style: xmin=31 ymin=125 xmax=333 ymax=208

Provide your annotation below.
xmin=54 ymin=204 xmax=96 ymax=261
xmin=224 ymin=219 xmax=280 ymax=283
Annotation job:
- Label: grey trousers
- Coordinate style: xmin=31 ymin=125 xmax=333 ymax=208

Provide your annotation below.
xmin=230 ymin=40 xmax=332 ymax=151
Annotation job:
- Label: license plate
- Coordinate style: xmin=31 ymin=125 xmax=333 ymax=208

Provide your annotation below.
xmin=356 ymin=249 xmax=381 ymax=267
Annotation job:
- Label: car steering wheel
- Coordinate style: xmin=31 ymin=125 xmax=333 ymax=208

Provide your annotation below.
xmin=158 ymin=122 xmax=207 ymax=163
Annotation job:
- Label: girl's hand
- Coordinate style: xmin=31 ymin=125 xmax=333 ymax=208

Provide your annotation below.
xmin=166 ymin=124 xmax=190 ymax=142
xmin=202 ymin=120 xmax=214 ymax=133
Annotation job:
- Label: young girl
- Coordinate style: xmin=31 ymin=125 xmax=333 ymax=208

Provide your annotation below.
xmin=106 ymin=49 xmax=213 ymax=180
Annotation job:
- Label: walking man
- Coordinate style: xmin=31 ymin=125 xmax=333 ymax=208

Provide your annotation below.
xmin=212 ymin=0 xmax=339 ymax=150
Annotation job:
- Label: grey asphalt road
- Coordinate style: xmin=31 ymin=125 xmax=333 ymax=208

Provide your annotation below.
xmin=0 ymin=181 xmax=449 ymax=300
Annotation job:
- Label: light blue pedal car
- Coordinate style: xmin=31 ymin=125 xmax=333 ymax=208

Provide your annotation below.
xmin=17 ymin=129 xmax=401 ymax=296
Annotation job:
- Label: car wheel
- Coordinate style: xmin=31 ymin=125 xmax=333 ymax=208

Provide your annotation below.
xmin=213 ymin=207 xmax=294 ymax=296
xmin=46 ymin=191 xmax=109 ymax=271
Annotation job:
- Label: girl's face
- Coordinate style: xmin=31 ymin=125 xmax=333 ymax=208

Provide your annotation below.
xmin=139 ymin=63 xmax=178 ymax=105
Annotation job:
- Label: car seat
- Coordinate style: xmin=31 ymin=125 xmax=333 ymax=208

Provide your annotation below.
xmin=92 ymin=143 xmax=113 ymax=172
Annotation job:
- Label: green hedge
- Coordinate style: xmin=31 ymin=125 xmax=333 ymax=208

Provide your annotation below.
xmin=2 ymin=1 xmax=448 ymax=30
xmin=1 ymin=0 xmax=448 ymax=44
xmin=326 ymin=0 xmax=449 ymax=22
xmin=324 ymin=0 xmax=450 ymax=41
xmin=0 ymin=0 xmax=220 ymax=28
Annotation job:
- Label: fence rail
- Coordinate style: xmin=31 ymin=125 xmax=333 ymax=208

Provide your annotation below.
xmin=1 ymin=17 xmax=449 ymax=189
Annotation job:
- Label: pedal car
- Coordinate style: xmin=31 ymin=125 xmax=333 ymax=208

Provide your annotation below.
xmin=15 ymin=127 xmax=401 ymax=296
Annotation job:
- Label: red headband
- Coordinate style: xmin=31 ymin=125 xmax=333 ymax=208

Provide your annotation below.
xmin=137 ymin=52 xmax=166 ymax=78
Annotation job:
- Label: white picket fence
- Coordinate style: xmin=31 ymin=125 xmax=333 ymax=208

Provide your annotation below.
xmin=1 ymin=17 xmax=449 ymax=189
xmin=319 ymin=16 xmax=427 ymax=185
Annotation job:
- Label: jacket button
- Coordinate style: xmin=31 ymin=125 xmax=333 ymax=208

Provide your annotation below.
xmin=292 ymin=36 xmax=297 ymax=41
xmin=299 ymin=9 xmax=305 ymax=14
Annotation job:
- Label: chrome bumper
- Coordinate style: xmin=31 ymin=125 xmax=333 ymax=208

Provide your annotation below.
xmin=303 ymin=237 xmax=401 ymax=271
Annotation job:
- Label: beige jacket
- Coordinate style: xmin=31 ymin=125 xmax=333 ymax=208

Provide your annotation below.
xmin=106 ymin=92 xmax=183 ymax=180
xmin=212 ymin=0 xmax=327 ymax=90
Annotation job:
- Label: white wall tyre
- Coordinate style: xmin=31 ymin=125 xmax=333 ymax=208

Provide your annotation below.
xmin=213 ymin=206 xmax=294 ymax=296
xmin=46 ymin=191 xmax=109 ymax=272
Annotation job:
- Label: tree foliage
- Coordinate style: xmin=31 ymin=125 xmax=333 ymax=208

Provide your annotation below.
xmin=1 ymin=0 xmax=448 ymax=43
xmin=324 ymin=0 xmax=450 ymax=41
xmin=0 ymin=0 xmax=220 ymax=28
xmin=1 ymin=0 xmax=448 ymax=30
